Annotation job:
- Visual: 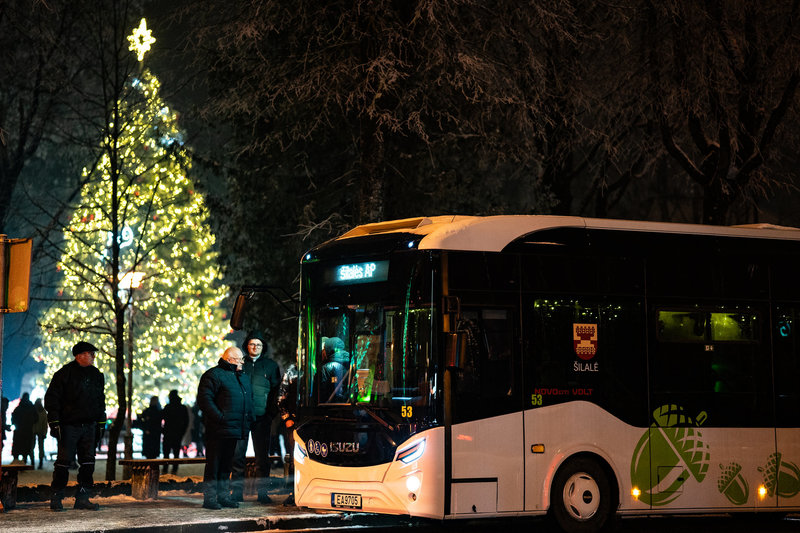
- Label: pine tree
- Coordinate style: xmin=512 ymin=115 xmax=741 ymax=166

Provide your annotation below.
xmin=32 ymin=26 xmax=228 ymax=417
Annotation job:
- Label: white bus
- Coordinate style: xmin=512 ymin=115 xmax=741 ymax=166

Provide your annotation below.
xmin=242 ymin=215 xmax=800 ymax=532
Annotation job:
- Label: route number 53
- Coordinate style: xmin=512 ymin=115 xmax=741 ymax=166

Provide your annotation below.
xmin=401 ymin=405 xmax=413 ymax=418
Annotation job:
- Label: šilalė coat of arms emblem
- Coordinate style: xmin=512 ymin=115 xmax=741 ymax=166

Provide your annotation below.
xmin=573 ymin=323 xmax=598 ymax=360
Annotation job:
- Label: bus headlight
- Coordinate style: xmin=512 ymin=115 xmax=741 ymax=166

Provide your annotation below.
xmin=397 ymin=438 xmax=426 ymax=464
xmin=295 ymin=441 xmax=308 ymax=465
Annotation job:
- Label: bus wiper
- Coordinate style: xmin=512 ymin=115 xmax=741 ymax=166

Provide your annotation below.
xmin=356 ymin=405 xmax=394 ymax=431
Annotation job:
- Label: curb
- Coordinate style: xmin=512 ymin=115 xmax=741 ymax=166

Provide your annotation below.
xmin=81 ymin=511 xmax=423 ymax=533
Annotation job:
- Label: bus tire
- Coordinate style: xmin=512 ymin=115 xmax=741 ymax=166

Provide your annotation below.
xmin=550 ymin=456 xmax=615 ymax=533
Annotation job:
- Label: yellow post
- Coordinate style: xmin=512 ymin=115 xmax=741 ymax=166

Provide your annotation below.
xmin=0 ymin=235 xmax=32 ymax=512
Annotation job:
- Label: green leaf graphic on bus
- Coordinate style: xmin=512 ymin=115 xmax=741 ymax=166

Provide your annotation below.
xmin=718 ymin=462 xmax=749 ymax=505
xmin=758 ymin=453 xmax=800 ymax=498
xmin=630 ymin=405 xmax=711 ymax=506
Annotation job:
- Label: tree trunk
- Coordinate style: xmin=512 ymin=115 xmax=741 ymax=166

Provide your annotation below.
xmin=106 ymin=309 xmax=127 ymax=480
xmin=702 ymin=180 xmax=731 ymax=226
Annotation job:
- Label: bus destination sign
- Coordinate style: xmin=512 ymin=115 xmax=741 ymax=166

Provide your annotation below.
xmin=329 ymin=260 xmax=389 ymax=285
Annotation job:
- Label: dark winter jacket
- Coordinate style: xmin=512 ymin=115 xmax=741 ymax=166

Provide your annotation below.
xmin=320 ymin=348 xmax=350 ymax=402
xmin=33 ymin=402 xmax=48 ymax=438
xmin=196 ymin=358 xmax=254 ymax=440
xmin=162 ymin=396 xmax=189 ymax=446
xmin=11 ymin=396 xmax=37 ymax=455
xmin=44 ymin=360 xmax=106 ymax=426
xmin=136 ymin=404 xmax=163 ymax=459
xmin=242 ymin=353 xmax=281 ymax=419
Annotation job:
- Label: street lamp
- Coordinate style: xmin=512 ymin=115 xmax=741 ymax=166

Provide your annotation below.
xmin=119 ymin=271 xmax=144 ymax=479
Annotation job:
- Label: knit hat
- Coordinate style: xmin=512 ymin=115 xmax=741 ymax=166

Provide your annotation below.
xmin=242 ymin=330 xmax=266 ymax=351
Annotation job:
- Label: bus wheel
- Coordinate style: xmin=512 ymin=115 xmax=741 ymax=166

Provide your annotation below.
xmin=551 ymin=457 xmax=614 ymax=533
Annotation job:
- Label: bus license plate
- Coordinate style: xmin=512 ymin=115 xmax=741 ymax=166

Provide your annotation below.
xmin=332 ymin=492 xmax=362 ymax=509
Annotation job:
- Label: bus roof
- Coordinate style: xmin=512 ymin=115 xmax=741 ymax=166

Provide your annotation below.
xmin=336 ymin=215 xmax=800 ymax=252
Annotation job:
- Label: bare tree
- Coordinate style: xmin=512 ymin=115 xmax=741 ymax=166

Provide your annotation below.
xmin=182 ymin=0 xmax=589 ymax=225
xmin=633 ymin=2 xmax=800 ymax=225
xmin=0 ymin=0 xmax=88 ymax=231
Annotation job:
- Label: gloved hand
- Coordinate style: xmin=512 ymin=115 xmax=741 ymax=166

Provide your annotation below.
xmin=94 ymin=422 xmax=106 ymax=446
xmin=49 ymin=422 xmax=60 ymax=441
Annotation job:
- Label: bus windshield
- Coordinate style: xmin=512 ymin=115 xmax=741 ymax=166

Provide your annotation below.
xmin=305 ymin=303 xmax=434 ymax=408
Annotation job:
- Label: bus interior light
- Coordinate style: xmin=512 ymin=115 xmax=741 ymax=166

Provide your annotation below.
xmin=397 ymin=438 xmax=426 ymax=464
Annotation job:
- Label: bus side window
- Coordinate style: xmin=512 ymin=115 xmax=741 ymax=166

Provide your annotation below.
xmin=774 ymin=306 xmax=800 ymax=425
xmin=651 ymin=306 xmax=769 ymax=426
xmin=452 ymin=309 xmax=517 ymax=423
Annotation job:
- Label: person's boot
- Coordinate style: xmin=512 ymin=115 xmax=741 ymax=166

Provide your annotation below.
xmin=218 ymin=496 xmax=239 ymax=508
xmin=217 ymin=479 xmax=239 ymax=508
xmin=203 ymin=484 xmax=222 ymax=509
xmin=74 ymin=488 xmax=99 ymax=510
xmin=257 ymin=489 xmax=273 ymax=504
xmin=50 ymin=491 xmax=64 ymax=512
xmin=202 ymin=498 xmax=222 ymax=509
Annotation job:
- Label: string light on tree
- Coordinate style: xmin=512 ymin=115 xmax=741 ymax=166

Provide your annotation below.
xmin=34 ymin=26 xmax=228 ymax=413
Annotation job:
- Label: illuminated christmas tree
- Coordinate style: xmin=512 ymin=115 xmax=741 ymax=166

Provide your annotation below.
xmin=32 ymin=20 xmax=229 ymax=415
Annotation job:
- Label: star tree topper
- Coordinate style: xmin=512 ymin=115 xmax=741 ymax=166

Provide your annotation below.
xmin=128 ymin=18 xmax=156 ymax=61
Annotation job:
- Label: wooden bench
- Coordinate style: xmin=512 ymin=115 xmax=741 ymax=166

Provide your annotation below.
xmin=0 ymin=464 xmax=34 ymax=510
xmin=119 ymin=457 xmax=206 ymax=499
xmin=119 ymin=456 xmax=282 ymax=500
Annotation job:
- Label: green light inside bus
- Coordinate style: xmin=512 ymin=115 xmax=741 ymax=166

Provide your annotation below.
xmin=308 ymin=304 xmax=433 ymax=408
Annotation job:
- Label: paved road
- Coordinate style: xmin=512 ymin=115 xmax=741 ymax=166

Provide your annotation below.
xmin=247 ymin=514 xmax=800 ymax=533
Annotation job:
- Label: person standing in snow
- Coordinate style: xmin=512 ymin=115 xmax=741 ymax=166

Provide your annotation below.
xmin=196 ymin=346 xmax=253 ymax=509
xmin=45 ymin=341 xmax=106 ymax=511
xmin=161 ymin=390 xmax=189 ymax=473
xmin=230 ymin=331 xmax=281 ymax=503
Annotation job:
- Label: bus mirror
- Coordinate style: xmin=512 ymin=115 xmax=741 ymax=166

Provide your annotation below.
xmin=446 ymin=332 xmax=466 ymax=369
xmin=229 ymin=291 xmax=249 ymax=330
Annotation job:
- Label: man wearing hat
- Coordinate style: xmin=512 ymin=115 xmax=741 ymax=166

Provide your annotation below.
xmin=44 ymin=341 xmax=106 ymax=511
xmin=231 ymin=330 xmax=281 ymax=503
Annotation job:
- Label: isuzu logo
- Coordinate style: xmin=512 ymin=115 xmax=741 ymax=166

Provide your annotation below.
xmin=307 ymin=439 xmax=359 ymax=456
xmin=330 ymin=442 xmax=360 ymax=453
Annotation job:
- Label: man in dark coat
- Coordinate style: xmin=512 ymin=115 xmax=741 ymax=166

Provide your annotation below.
xmin=136 ymin=396 xmax=162 ymax=459
xmin=161 ymin=389 xmax=189 ymax=473
xmin=45 ymin=341 xmax=106 ymax=511
xmin=11 ymin=392 xmax=37 ymax=465
xmin=231 ymin=330 xmax=281 ymax=503
xmin=196 ymin=346 xmax=254 ymax=510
